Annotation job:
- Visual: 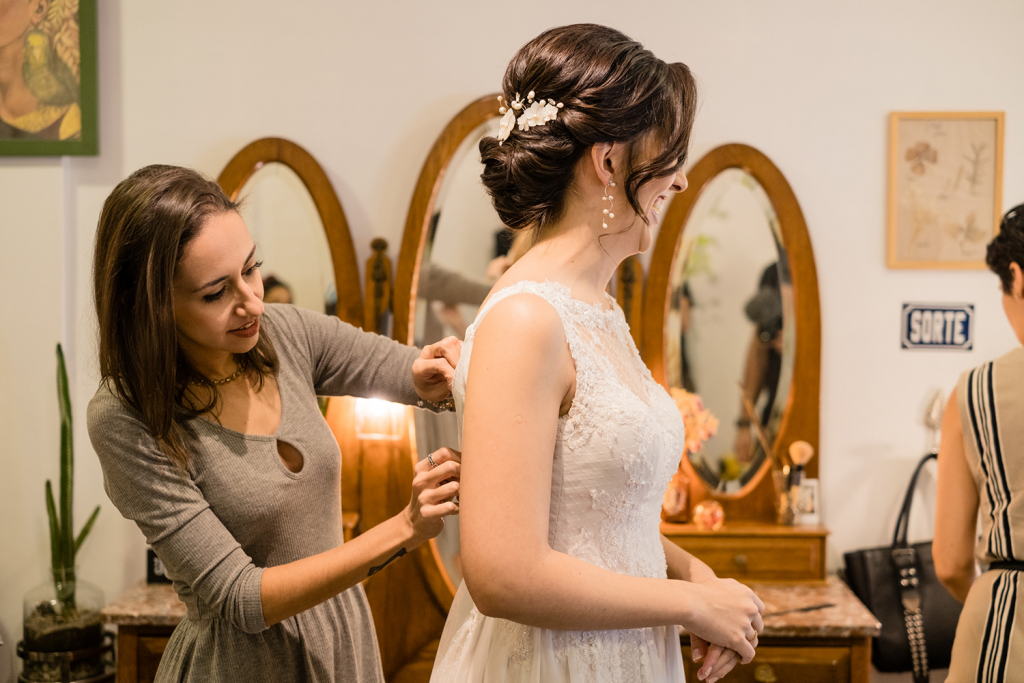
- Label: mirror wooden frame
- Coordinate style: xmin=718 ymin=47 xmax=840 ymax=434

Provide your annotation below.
xmin=641 ymin=143 xmax=821 ymax=522
xmin=393 ymin=94 xmax=500 ymax=347
xmin=217 ymin=137 xmax=364 ymax=327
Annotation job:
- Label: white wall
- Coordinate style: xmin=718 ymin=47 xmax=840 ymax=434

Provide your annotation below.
xmin=2 ymin=1 xmax=1022 ymax=680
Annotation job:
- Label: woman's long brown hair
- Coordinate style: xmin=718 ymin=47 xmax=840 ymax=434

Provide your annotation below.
xmin=94 ymin=165 xmax=278 ymax=470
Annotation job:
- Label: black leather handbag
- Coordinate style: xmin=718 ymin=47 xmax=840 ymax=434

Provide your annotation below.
xmin=843 ymin=452 xmax=963 ymax=682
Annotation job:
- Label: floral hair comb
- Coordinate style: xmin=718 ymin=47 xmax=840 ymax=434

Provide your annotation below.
xmin=497 ymin=91 xmax=564 ymax=146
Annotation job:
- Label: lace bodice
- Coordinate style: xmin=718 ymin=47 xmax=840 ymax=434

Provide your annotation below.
xmin=433 ymin=280 xmax=688 ymax=681
xmin=452 ymin=280 xmax=685 ymax=579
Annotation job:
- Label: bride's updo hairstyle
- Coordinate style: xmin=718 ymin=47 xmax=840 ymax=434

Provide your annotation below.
xmin=480 ymin=24 xmax=697 ymax=233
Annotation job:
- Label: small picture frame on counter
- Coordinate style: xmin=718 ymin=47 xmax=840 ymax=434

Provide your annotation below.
xmin=796 ymin=478 xmax=820 ymax=526
xmin=147 ymin=547 xmax=173 ymax=584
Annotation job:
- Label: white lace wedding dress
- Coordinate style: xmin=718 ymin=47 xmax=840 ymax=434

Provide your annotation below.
xmin=430 ymin=280 xmax=687 ymax=682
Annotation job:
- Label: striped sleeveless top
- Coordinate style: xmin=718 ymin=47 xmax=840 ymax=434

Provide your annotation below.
xmin=948 ymin=347 xmax=1024 ymax=683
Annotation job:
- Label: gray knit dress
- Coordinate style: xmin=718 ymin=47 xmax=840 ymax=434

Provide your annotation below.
xmin=87 ymin=304 xmax=423 ymax=683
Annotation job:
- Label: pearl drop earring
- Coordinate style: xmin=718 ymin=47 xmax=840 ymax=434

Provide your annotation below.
xmin=602 ymin=181 xmax=616 ymax=229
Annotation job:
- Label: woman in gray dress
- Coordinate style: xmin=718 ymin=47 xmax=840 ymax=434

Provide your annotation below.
xmin=87 ymin=165 xmax=462 ymax=682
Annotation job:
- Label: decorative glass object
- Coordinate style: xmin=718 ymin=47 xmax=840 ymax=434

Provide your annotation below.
xmin=772 ymin=467 xmax=795 ymax=525
xmin=662 ymin=468 xmax=690 ymax=523
xmin=692 ymin=500 xmax=725 ymax=532
xmin=22 ymin=568 xmax=105 ymax=681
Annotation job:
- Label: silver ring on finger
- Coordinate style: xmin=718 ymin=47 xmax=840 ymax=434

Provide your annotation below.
xmin=427 ymin=452 xmax=438 ymax=468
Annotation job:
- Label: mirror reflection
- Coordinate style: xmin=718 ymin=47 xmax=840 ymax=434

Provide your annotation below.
xmin=414 ymin=117 xmax=509 ymax=586
xmin=238 ymin=162 xmax=337 ymax=315
xmin=414 ymin=118 xmax=508 ymax=346
xmin=666 ymin=169 xmax=794 ymax=492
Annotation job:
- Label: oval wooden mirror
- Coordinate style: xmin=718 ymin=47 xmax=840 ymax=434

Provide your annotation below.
xmin=642 ymin=144 xmax=820 ymax=522
xmin=393 ymin=95 xmax=504 ymax=610
xmin=218 ymin=137 xmax=363 ymax=327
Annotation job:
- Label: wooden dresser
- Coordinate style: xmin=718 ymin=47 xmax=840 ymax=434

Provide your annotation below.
xmin=100 ymin=583 xmax=182 ymax=683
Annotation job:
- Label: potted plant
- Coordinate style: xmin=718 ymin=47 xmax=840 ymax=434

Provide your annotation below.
xmin=21 ymin=344 xmax=104 ymax=682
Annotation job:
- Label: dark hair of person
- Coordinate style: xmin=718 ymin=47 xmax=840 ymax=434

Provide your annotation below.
xmin=986 ymin=203 xmax=1024 ymax=294
xmin=479 ymin=23 xmax=698 ymax=233
xmin=93 ymin=165 xmax=278 ymax=470
xmin=262 ymin=274 xmax=291 ymax=296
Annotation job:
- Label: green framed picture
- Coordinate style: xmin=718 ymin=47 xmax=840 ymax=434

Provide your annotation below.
xmin=0 ymin=0 xmax=98 ymax=156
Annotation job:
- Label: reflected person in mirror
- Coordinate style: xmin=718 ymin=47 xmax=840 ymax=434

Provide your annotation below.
xmin=670 ymin=281 xmax=697 ymax=392
xmin=431 ymin=24 xmax=764 ymax=683
xmin=734 ymin=263 xmax=783 ymax=464
xmin=87 ymin=165 xmax=463 ymax=683
xmin=935 ymin=204 xmax=1024 ymax=683
xmin=417 ymin=213 xmax=514 ymax=344
xmin=261 ymin=274 xmax=293 ymax=304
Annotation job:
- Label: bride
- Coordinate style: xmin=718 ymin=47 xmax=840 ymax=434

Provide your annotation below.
xmin=431 ymin=23 xmax=764 ymax=683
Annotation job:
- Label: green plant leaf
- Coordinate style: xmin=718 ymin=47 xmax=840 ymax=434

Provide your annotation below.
xmin=56 ymin=344 xmax=72 ymax=430
xmin=57 ymin=344 xmax=74 ymax=570
xmin=45 ymin=480 xmax=62 ymax=571
xmin=60 ymin=420 xmax=74 ymax=568
xmin=75 ymin=505 xmax=100 ymax=556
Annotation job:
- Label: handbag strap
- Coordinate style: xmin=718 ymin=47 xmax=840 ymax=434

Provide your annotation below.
xmin=892 ymin=452 xmax=938 ymax=547
xmin=891 ymin=546 xmax=929 ymax=683
xmin=890 ymin=452 xmax=937 ymax=683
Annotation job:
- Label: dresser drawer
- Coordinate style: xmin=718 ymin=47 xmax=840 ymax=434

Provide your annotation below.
xmin=666 ymin=534 xmax=824 ymax=581
xmin=681 ymin=645 xmax=850 ymax=683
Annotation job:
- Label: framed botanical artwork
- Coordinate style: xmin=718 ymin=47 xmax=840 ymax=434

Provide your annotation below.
xmin=0 ymin=0 xmax=98 ymax=156
xmin=887 ymin=111 xmax=1004 ymax=269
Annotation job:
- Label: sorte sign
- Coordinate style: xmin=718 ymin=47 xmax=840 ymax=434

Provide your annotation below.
xmin=901 ymin=304 xmax=974 ymax=350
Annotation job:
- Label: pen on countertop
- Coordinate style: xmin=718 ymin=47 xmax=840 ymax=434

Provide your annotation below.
xmin=762 ymin=602 xmax=836 ymax=618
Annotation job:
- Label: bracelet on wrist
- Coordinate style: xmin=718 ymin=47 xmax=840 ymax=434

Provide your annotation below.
xmin=416 ymin=395 xmax=455 ymax=412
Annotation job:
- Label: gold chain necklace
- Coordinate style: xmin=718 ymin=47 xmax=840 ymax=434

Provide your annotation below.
xmin=203 ymin=366 xmax=244 ymax=386
xmin=210 ymin=366 xmax=244 ymax=387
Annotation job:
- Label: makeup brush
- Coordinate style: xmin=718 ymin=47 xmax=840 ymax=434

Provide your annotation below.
xmin=739 ymin=390 xmax=777 ymax=465
xmin=787 ymin=440 xmax=815 ymax=496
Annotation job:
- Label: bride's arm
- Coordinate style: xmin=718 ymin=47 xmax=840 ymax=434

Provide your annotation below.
xmin=662 ymin=536 xmax=717 ymax=583
xmin=459 ymin=294 xmax=763 ymax=661
xmin=662 ymin=536 xmax=751 ymax=679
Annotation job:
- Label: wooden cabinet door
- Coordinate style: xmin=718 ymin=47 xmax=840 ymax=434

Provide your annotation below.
xmin=682 ymin=644 xmax=850 ymax=683
xmin=137 ymin=636 xmax=168 ymax=683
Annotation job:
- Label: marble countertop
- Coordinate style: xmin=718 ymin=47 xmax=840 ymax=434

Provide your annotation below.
xmin=102 ymin=577 xmax=879 ymax=638
xmin=680 ymin=577 xmax=880 ymax=639
xmin=100 ymin=582 xmax=184 ymax=626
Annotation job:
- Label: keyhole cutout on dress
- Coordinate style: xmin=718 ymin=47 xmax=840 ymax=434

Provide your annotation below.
xmin=277 ymin=440 xmax=304 ymax=474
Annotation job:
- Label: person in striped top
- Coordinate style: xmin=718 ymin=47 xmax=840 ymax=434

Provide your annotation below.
xmin=936 ymin=203 xmax=1024 ymax=683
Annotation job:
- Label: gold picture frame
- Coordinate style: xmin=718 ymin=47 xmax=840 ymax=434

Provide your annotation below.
xmin=887 ymin=111 xmax=1004 ymax=269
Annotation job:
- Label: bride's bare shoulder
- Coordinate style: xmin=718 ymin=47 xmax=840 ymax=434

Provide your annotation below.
xmin=468 ymin=290 xmax=574 ymax=404
xmin=477 ymin=290 xmax=564 ymax=341
xmin=472 ymin=289 xmax=570 ymax=366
